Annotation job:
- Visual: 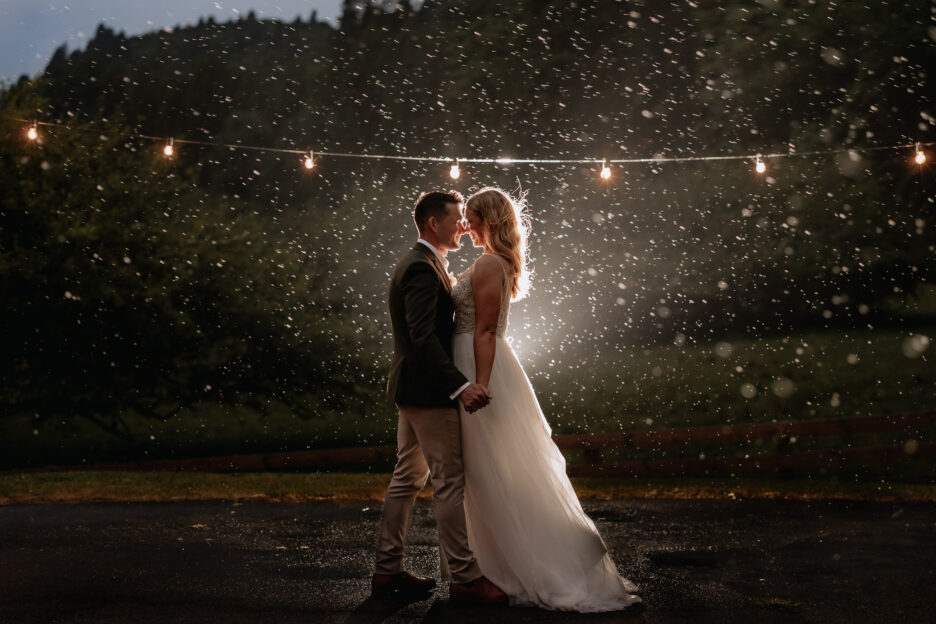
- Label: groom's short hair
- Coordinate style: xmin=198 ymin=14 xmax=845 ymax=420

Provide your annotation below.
xmin=414 ymin=190 xmax=463 ymax=233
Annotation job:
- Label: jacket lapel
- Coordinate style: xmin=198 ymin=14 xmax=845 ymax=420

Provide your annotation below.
xmin=413 ymin=243 xmax=453 ymax=294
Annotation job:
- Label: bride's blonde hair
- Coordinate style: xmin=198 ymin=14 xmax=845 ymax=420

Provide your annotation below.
xmin=465 ymin=187 xmax=532 ymax=301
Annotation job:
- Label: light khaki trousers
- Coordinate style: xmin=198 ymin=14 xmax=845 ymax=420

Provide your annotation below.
xmin=374 ymin=405 xmax=481 ymax=584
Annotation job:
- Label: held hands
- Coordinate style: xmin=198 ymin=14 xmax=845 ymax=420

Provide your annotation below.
xmin=459 ymin=383 xmax=492 ymax=414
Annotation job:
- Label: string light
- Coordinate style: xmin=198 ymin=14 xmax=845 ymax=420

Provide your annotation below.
xmin=600 ymin=159 xmax=611 ymax=180
xmin=8 ymin=116 xmax=935 ymax=179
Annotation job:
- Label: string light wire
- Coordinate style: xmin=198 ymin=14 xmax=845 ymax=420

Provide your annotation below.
xmin=7 ymin=116 xmax=933 ymax=171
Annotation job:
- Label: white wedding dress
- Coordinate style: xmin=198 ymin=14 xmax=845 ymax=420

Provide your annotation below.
xmin=451 ymin=256 xmax=642 ymax=612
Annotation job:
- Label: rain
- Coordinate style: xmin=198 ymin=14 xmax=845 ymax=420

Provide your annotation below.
xmin=2 ymin=2 xmax=935 ymax=621
xmin=1 ymin=0 xmax=933 ymax=484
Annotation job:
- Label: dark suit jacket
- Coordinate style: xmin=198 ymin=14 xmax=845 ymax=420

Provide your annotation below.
xmin=386 ymin=243 xmax=469 ymax=408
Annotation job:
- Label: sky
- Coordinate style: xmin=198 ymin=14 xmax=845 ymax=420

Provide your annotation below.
xmin=0 ymin=1 xmax=341 ymax=84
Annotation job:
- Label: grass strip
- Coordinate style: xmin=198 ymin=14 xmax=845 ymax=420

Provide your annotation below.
xmin=1 ymin=471 xmax=933 ymax=505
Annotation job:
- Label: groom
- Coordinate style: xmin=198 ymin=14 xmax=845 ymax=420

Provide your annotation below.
xmin=372 ymin=190 xmax=507 ymax=605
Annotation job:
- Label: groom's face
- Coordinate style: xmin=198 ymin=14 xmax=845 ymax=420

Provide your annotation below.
xmin=434 ymin=202 xmax=463 ymax=252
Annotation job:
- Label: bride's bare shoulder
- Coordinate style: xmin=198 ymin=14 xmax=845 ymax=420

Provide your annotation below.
xmin=471 ymin=254 xmax=506 ymax=286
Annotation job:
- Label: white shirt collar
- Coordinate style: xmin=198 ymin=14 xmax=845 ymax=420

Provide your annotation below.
xmin=416 ymin=238 xmax=448 ymax=269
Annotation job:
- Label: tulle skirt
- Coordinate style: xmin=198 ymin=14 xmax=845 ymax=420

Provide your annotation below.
xmin=452 ymin=333 xmax=642 ymax=612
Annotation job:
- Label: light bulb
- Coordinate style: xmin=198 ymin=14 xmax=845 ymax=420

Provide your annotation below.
xmin=26 ymin=124 xmax=38 ymax=141
xmin=304 ymin=152 xmax=315 ymax=169
xmin=449 ymin=160 xmax=460 ymax=179
xmin=163 ymin=138 xmax=174 ymax=157
xmin=755 ymin=158 xmax=766 ymax=174
xmin=914 ymin=143 xmax=926 ymax=165
xmin=600 ymin=160 xmax=611 ymax=180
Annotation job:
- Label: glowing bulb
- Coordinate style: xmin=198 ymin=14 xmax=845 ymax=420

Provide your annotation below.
xmin=26 ymin=124 xmax=38 ymax=141
xmin=755 ymin=157 xmax=766 ymax=174
xmin=304 ymin=151 xmax=315 ymax=169
xmin=449 ymin=160 xmax=460 ymax=179
xmin=163 ymin=138 xmax=174 ymax=157
xmin=914 ymin=143 xmax=926 ymax=165
xmin=600 ymin=160 xmax=611 ymax=180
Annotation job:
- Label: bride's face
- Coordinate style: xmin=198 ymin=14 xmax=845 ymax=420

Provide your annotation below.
xmin=465 ymin=207 xmax=486 ymax=248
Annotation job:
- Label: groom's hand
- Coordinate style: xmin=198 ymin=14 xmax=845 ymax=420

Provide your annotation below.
xmin=460 ymin=383 xmax=492 ymax=413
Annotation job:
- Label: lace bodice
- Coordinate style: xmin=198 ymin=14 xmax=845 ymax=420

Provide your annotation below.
xmin=453 ymin=255 xmax=511 ymax=336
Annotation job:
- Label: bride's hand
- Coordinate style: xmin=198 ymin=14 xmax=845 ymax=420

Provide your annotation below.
xmin=460 ymin=383 xmax=492 ymax=413
xmin=479 ymin=384 xmax=492 ymax=401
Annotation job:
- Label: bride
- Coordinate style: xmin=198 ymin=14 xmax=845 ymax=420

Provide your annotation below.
xmin=450 ymin=187 xmax=643 ymax=612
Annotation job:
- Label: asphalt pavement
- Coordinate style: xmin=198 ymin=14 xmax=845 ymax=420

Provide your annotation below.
xmin=1 ymin=498 xmax=933 ymax=623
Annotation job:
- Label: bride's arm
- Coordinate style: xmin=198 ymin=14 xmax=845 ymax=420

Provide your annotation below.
xmin=471 ymin=255 xmax=505 ymax=388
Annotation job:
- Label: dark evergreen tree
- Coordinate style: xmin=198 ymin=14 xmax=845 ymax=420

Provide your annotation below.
xmin=45 ymin=44 xmax=68 ymax=72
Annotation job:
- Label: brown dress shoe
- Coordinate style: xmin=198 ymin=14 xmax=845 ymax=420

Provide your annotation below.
xmin=371 ymin=570 xmax=437 ymax=598
xmin=449 ymin=575 xmax=509 ymax=606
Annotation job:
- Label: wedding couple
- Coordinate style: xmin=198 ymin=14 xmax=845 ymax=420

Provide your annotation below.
xmin=372 ymin=188 xmax=642 ymax=612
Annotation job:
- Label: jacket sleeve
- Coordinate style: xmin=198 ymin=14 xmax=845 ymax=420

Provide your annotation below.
xmin=401 ymin=262 xmax=469 ymax=397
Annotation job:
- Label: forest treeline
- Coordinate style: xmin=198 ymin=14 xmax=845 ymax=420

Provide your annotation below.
xmin=1 ymin=0 xmax=933 ymax=443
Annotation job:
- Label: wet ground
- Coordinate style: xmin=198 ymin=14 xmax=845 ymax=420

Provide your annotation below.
xmin=0 ymin=498 xmax=933 ymax=623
